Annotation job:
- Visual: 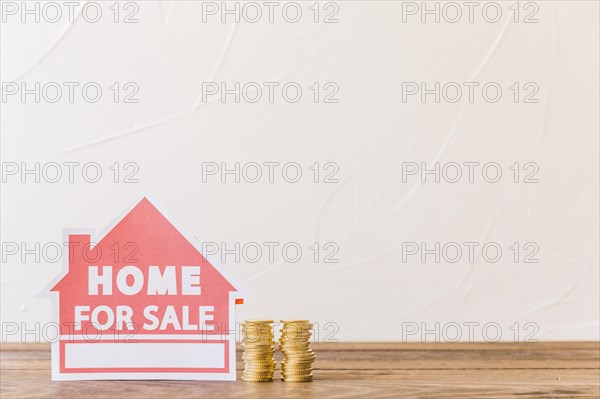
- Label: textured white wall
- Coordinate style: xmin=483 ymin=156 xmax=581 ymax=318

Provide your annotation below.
xmin=1 ymin=1 xmax=598 ymax=342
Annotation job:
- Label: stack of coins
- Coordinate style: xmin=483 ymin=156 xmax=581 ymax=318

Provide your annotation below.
xmin=279 ymin=320 xmax=315 ymax=382
xmin=241 ymin=320 xmax=276 ymax=382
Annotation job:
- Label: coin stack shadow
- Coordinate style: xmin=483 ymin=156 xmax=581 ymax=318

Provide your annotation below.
xmin=241 ymin=320 xmax=276 ymax=382
xmin=279 ymin=320 xmax=315 ymax=382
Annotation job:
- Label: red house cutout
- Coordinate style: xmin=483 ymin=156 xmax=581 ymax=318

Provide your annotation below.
xmin=46 ymin=194 xmax=244 ymax=380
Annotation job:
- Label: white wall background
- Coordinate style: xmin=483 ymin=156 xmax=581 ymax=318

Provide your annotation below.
xmin=1 ymin=1 xmax=598 ymax=342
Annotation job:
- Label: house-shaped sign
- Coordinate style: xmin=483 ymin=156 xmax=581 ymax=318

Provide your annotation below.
xmin=46 ymin=194 xmax=244 ymax=380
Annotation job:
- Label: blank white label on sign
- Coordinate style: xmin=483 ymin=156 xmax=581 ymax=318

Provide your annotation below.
xmin=64 ymin=342 xmax=225 ymax=369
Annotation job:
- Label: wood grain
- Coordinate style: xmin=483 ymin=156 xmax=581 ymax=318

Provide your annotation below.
xmin=1 ymin=342 xmax=599 ymax=398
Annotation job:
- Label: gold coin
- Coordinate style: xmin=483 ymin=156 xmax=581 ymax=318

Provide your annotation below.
xmin=281 ymin=324 xmax=312 ymax=328
xmin=243 ymin=324 xmax=273 ymax=329
xmin=282 ymin=369 xmax=313 ymax=373
xmin=281 ymin=371 xmax=313 ymax=375
xmin=243 ymin=350 xmax=274 ymax=353
xmin=243 ymin=368 xmax=274 ymax=372
xmin=243 ymin=372 xmax=275 ymax=376
xmin=243 ymin=341 xmax=274 ymax=344
xmin=282 ymin=372 xmax=312 ymax=376
xmin=243 ymin=366 xmax=276 ymax=371
xmin=243 ymin=326 xmax=273 ymax=330
xmin=242 ymin=378 xmax=273 ymax=382
xmin=242 ymin=355 xmax=274 ymax=359
xmin=242 ymin=349 xmax=274 ymax=352
xmin=280 ymin=336 xmax=311 ymax=340
xmin=282 ymin=361 xmax=313 ymax=365
xmin=280 ymin=354 xmax=313 ymax=357
xmin=242 ymin=377 xmax=273 ymax=382
xmin=281 ymin=353 xmax=315 ymax=358
xmin=242 ymin=356 xmax=274 ymax=360
xmin=241 ymin=345 xmax=275 ymax=350
xmin=281 ymin=351 xmax=314 ymax=355
xmin=280 ymin=343 xmax=313 ymax=347
xmin=243 ymin=326 xmax=273 ymax=331
xmin=281 ymin=368 xmax=313 ymax=373
xmin=280 ymin=346 xmax=312 ymax=350
xmin=282 ymin=364 xmax=314 ymax=368
xmin=243 ymin=335 xmax=274 ymax=340
xmin=280 ymin=331 xmax=312 ymax=335
xmin=242 ymin=354 xmax=275 ymax=358
xmin=243 ymin=370 xmax=275 ymax=375
xmin=243 ymin=340 xmax=274 ymax=343
xmin=281 ymin=369 xmax=310 ymax=372
xmin=243 ymin=363 xmax=275 ymax=367
xmin=280 ymin=353 xmax=315 ymax=358
xmin=280 ymin=342 xmax=311 ymax=345
xmin=282 ymin=360 xmax=314 ymax=365
xmin=243 ymin=359 xmax=275 ymax=363
xmin=243 ymin=346 xmax=274 ymax=349
xmin=243 ymin=334 xmax=273 ymax=339
xmin=244 ymin=368 xmax=275 ymax=371
xmin=280 ymin=350 xmax=311 ymax=353
xmin=281 ymin=363 xmax=313 ymax=368
xmin=280 ymin=350 xmax=314 ymax=355
xmin=281 ymin=377 xmax=313 ymax=382
xmin=243 ymin=376 xmax=274 ymax=380
xmin=242 ymin=361 xmax=275 ymax=366
xmin=281 ymin=328 xmax=312 ymax=332
xmin=243 ymin=369 xmax=275 ymax=374
xmin=244 ymin=367 xmax=276 ymax=371
xmin=243 ymin=339 xmax=274 ymax=344
xmin=280 ymin=346 xmax=313 ymax=350
xmin=244 ymin=337 xmax=273 ymax=342
xmin=282 ymin=376 xmax=313 ymax=379
xmin=243 ymin=359 xmax=275 ymax=364
xmin=280 ymin=346 xmax=311 ymax=350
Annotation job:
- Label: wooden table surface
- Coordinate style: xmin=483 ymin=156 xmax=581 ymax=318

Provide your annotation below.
xmin=1 ymin=342 xmax=599 ymax=398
